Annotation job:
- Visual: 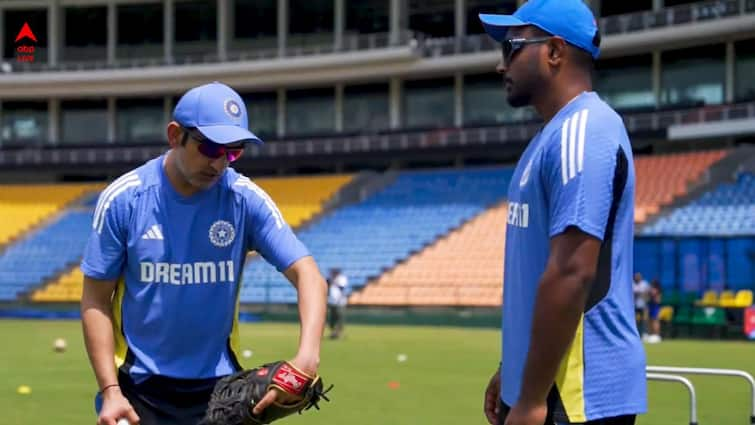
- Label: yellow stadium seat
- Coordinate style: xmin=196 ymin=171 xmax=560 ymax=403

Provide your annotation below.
xmin=658 ymin=306 xmax=674 ymax=322
xmin=696 ymin=290 xmax=718 ymax=306
xmin=734 ymin=290 xmax=753 ymax=308
xmin=718 ymin=290 xmax=736 ymax=307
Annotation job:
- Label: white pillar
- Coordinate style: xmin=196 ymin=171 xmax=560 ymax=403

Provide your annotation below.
xmin=455 ymin=0 xmax=466 ymax=37
xmin=164 ymin=96 xmax=172 ymax=125
xmin=454 ymin=73 xmax=463 ymax=127
xmin=277 ymin=88 xmax=286 ymax=138
xmin=107 ymin=97 xmax=116 ymax=143
xmin=48 ymin=0 xmax=60 ymax=66
xmin=334 ymin=0 xmax=344 ymax=50
xmin=587 ymin=0 xmax=601 ymax=17
xmin=725 ymin=41 xmax=735 ymax=103
xmin=217 ymin=0 xmax=228 ymax=61
xmin=0 ymin=5 xmax=5 ymax=61
xmin=335 ymin=84 xmax=344 ymax=132
xmin=49 ymin=99 xmax=60 ymax=144
xmin=389 ymin=77 xmax=402 ymax=129
xmin=653 ymin=0 xmax=663 ymax=11
xmin=164 ymin=0 xmax=174 ymax=63
xmin=107 ymin=1 xmax=116 ymax=64
xmin=278 ymin=0 xmax=287 ymax=57
xmin=389 ymin=0 xmax=403 ymax=45
xmin=652 ymin=50 xmax=662 ymax=107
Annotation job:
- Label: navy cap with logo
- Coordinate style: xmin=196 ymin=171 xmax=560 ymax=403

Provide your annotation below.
xmin=479 ymin=0 xmax=601 ymax=59
xmin=173 ymin=82 xmax=263 ymax=145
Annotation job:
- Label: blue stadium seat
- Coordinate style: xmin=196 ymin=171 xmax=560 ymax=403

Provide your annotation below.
xmin=0 ymin=211 xmax=92 ymax=301
xmin=641 ymin=173 xmax=755 ymax=236
xmin=239 ymin=167 xmax=514 ymax=304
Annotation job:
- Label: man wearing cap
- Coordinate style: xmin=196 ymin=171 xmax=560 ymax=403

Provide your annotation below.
xmin=478 ymin=1 xmax=646 ymax=424
xmin=80 ymin=82 xmax=327 ymax=425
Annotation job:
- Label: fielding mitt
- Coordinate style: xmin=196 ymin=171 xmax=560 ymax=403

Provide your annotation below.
xmin=200 ymin=361 xmax=331 ymax=425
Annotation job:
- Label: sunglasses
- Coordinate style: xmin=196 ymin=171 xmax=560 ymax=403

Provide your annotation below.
xmin=501 ymin=37 xmax=551 ymax=65
xmin=181 ymin=127 xmax=245 ymax=162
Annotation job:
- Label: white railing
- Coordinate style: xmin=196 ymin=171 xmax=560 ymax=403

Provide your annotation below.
xmin=647 ymin=365 xmax=755 ymax=424
xmin=646 ymin=372 xmax=699 ymax=425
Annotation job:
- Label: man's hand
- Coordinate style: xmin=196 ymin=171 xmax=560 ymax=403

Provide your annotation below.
xmin=251 ymin=355 xmax=319 ymax=416
xmin=503 ymin=401 xmax=547 ymax=425
xmin=98 ymin=387 xmax=140 ymax=425
xmin=484 ymin=369 xmax=501 ymax=424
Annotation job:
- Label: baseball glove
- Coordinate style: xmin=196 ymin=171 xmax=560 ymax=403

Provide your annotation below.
xmin=200 ymin=361 xmax=331 ymax=425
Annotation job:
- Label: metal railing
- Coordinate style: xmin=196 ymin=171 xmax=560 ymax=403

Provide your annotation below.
xmin=646 ymin=372 xmax=699 ymax=425
xmin=647 ymin=366 xmax=755 ymax=424
xmin=3 ymin=0 xmax=753 ymax=73
xmin=5 ymin=31 xmax=413 ymax=73
xmin=1 ymin=101 xmax=753 ymax=167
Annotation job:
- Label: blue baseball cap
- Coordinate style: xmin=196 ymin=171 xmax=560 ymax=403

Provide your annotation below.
xmin=479 ymin=0 xmax=601 ymax=59
xmin=173 ymin=82 xmax=263 ymax=145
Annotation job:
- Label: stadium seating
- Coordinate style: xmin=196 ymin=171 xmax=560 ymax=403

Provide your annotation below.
xmin=240 ymin=167 xmax=513 ymax=304
xmin=29 ymin=175 xmax=351 ymax=302
xmin=0 ymin=210 xmax=92 ymax=301
xmin=633 ymin=150 xmax=727 ymax=223
xmin=252 ymin=175 xmax=352 ymax=228
xmin=350 ymin=203 xmax=506 ymax=307
xmin=642 ymin=172 xmax=754 ymax=235
xmin=0 ymin=184 xmax=101 ymax=246
xmin=31 ymin=268 xmax=84 ymax=302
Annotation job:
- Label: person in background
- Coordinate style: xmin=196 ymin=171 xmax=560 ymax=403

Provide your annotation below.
xmin=646 ymin=280 xmax=663 ymax=344
xmin=633 ymin=272 xmax=650 ymax=339
xmin=327 ymin=268 xmax=349 ymax=339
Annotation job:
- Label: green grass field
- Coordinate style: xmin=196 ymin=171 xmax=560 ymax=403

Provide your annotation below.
xmin=0 ymin=319 xmax=753 ymax=425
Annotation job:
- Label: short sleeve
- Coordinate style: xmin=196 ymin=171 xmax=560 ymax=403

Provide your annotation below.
xmin=241 ymin=181 xmax=310 ymax=272
xmin=80 ymin=183 xmax=133 ymax=280
xmin=545 ymin=108 xmax=619 ymax=241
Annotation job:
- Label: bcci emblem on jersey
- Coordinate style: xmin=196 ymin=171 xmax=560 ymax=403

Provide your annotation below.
xmin=209 ymin=220 xmax=235 ymax=247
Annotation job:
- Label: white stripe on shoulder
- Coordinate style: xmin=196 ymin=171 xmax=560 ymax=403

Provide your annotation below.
xmin=568 ymin=110 xmax=579 ymax=180
xmin=234 ymin=176 xmax=284 ymax=229
xmin=561 ymin=108 xmax=590 ymax=186
xmin=92 ymin=171 xmax=137 ymax=226
xmin=577 ymin=109 xmax=589 ymax=173
xmin=93 ymin=172 xmax=141 ymax=233
xmin=560 ymin=117 xmax=570 ymax=185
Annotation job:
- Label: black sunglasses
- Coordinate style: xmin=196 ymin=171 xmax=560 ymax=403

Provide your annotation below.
xmin=501 ymin=37 xmax=551 ymax=65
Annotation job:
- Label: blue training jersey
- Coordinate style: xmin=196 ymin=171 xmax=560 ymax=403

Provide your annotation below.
xmin=501 ymin=92 xmax=647 ymax=422
xmin=81 ymin=155 xmax=309 ymax=380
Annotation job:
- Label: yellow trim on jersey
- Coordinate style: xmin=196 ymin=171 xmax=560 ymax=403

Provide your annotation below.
xmin=228 ymin=286 xmax=242 ymax=361
xmin=112 ymin=277 xmax=128 ymax=368
xmin=555 ymin=314 xmax=586 ymax=422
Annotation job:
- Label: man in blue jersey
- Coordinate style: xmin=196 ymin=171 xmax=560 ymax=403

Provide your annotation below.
xmin=479 ymin=1 xmax=647 ymax=424
xmin=80 ymin=82 xmax=328 ymax=425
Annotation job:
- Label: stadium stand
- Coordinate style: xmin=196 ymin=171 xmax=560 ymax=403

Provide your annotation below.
xmin=633 ymin=150 xmax=728 ymax=223
xmin=252 ymin=174 xmax=352 ymax=228
xmin=30 ymin=174 xmax=352 ymax=302
xmin=0 ymin=210 xmax=92 ymax=301
xmin=350 ymin=203 xmax=506 ymax=307
xmin=240 ymin=167 xmax=514 ymax=304
xmin=642 ymin=172 xmax=754 ymax=235
xmin=0 ymin=184 xmax=101 ymax=246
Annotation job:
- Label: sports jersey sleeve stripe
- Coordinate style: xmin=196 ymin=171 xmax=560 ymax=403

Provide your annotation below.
xmin=95 ymin=179 xmax=142 ymax=234
xmin=92 ymin=171 xmax=137 ymax=228
xmin=561 ymin=117 xmax=570 ymax=185
xmin=234 ymin=177 xmax=284 ymax=229
xmin=577 ymin=109 xmax=589 ymax=173
xmin=568 ymin=111 xmax=579 ymax=180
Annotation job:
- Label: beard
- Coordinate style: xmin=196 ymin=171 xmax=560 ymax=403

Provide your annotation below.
xmin=506 ymin=90 xmax=532 ymax=108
